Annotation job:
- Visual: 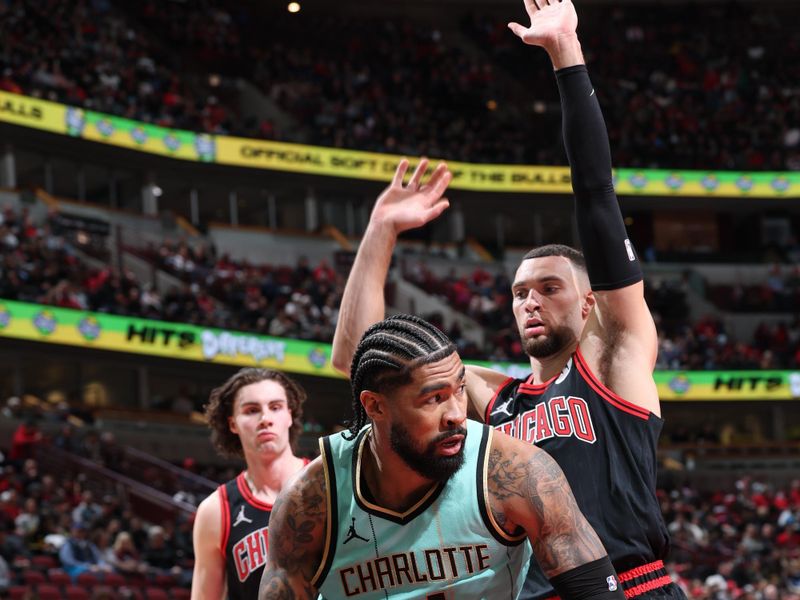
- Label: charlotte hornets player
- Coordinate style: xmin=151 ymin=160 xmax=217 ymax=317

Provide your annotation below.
xmin=259 ymin=315 xmax=624 ymax=600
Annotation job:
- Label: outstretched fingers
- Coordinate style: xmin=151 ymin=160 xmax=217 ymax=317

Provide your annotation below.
xmin=425 ymin=198 xmax=450 ymax=222
xmin=407 ymin=158 xmax=429 ymax=190
xmin=392 ymin=159 xmax=410 ymax=187
xmin=508 ymin=22 xmax=528 ymax=39
xmin=423 ymin=163 xmax=453 ymax=200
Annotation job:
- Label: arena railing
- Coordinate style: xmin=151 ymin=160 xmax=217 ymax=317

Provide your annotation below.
xmin=34 ymin=444 xmax=197 ymax=522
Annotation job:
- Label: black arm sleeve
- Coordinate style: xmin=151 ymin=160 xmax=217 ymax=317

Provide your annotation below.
xmin=555 ymin=64 xmax=643 ymax=292
xmin=549 ymin=556 xmax=626 ymax=600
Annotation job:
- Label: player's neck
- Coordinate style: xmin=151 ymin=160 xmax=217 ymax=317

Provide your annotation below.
xmin=363 ymin=433 xmax=437 ymax=514
xmin=244 ymin=449 xmax=303 ymax=502
xmin=528 ymin=342 xmax=576 ymax=384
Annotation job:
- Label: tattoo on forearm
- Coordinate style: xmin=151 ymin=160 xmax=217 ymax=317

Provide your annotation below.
xmin=488 ymin=448 xmax=605 ymax=577
xmin=258 ymin=468 xmax=326 ymax=600
xmin=527 ymin=451 xmax=605 ymax=575
xmin=260 ymin=568 xmax=307 ymax=600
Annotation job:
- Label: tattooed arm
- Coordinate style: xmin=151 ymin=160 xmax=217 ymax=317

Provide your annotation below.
xmin=259 ymin=459 xmax=327 ymax=600
xmin=486 ymin=431 xmax=606 ymax=578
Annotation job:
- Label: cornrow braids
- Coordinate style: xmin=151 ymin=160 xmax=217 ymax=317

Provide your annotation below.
xmin=344 ymin=314 xmax=456 ymax=439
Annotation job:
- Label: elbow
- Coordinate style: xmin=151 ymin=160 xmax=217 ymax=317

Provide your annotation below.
xmin=330 ymin=350 xmax=352 ymax=377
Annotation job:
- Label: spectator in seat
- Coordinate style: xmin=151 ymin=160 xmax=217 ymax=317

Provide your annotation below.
xmin=0 ymin=550 xmax=8 ymax=594
xmin=9 ymin=418 xmax=42 ymax=462
xmin=14 ymin=498 xmax=40 ymax=541
xmin=59 ymin=522 xmax=111 ymax=580
xmin=105 ymin=531 xmax=148 ymax=576
xmin=143 ymin=525 xmax=181 ymax=579
xmin=72 ymin=490 xmax=103 ymax=529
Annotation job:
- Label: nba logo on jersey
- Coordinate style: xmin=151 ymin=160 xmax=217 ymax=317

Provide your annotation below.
xmin=607 ymin=575 xmax=618 ymax=591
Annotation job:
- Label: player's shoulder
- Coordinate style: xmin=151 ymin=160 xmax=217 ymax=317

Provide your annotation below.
xmin=489 ymin=424 xmax=541 ymax=462
xmin=466 ymin=364 xmax=518 ymax=418
xmin=466 ymin=364 xmax=516 ymax=387
xmin=279 ymin=456 xmax=327 ymax=508
xmin=193 ymin=488 xmax=223 ymax=540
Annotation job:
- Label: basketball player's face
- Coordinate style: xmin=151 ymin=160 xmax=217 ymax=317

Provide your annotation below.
xmin=512 ymin=256 xmax=590 ymax=359
xmin=387 ymin=352 xmax=468 ymax=481
xmin=229 ymin=379 xmax=293 ymax=458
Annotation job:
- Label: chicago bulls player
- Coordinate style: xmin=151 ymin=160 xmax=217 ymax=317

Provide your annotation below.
xmin=192 ymin=368 xmax=309 ymax=600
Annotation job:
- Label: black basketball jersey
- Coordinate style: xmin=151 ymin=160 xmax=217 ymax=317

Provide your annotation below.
xmin=485 ymin=348 xmax=670 ymax=600
xmin=219 ymin=473 xmax=271 ymax=600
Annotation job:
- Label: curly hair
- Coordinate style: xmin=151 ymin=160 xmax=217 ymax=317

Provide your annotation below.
xmin=204 ymin=368 xmax=307 ymax=458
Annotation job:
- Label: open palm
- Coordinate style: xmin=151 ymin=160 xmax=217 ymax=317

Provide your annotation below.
xmin=372 ymin=159 xmax=452 ymax=235
xmin=508 ymin=0 xmax=578 ymax=48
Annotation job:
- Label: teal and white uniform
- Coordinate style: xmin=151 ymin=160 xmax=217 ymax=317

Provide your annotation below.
xmin=312 ymin=419 xmax=532 ymax=599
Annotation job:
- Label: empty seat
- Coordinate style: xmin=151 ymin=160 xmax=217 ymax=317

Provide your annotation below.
xmin=47 ymin=569 xmax=72 ymax=587
xmin=144 ymin=587 xmax=170 ymax=600
xmin=32 ymin=555 xmax=58 ymax=570
xmin=8 ymin=586 xmax=28 ymax=600
xmin=153 ymin=574 xmax=176 ymax=588
xmin=65 ymin=586 xmax=91 ymax=600
xmin=23 ymin=569 xmax=46 ymax=585
xmin=37 ymin=584 xmax=64 ymax=600
xmin=75 ymin=572 xmax=100 ymax=587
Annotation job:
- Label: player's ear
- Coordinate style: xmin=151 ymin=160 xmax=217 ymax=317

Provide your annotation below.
xmin=228 ymin=416 xmax=239 ymax=435
xmin=581 ymin=290 xmax=596 ymax=319
xmin=360 ymin=390 xmax=387 ymax=422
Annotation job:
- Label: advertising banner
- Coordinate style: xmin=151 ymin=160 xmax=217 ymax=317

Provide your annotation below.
xmin=215 ymin=137 xmax=574 ymax=193
xmin=3 ymin=298 xmax=799 ymax=399
xmin=468 ymin=359 xmax=800 ymax=401
xmin=0 ymin=300 xmax=338 ymax=378
xmin=2 ymin=91 xmax=797 ymax=198
xmin=64 ymin=107 xmax=215 ymax=162
xmin=0 ymin=90 xmax=67 ymax=134
xmin=614 ymin=169 xmax=798 ymax=198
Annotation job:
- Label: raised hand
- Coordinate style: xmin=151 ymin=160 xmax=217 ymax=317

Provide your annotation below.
xmin=508 ymin=0 xmax=579 ymax=50
xmin=370 ymin=158 xmax=453 ymax=236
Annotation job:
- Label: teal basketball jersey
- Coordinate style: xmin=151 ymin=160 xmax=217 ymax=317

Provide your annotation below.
xmin=312 ymin=419 xmax=532 ymax=599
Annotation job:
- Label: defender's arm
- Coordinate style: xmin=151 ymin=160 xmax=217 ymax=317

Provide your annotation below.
xmin=510 ymin=0 xmax=659 ymax=415
xmin=330 ymin=158 xmax=452 ymax=375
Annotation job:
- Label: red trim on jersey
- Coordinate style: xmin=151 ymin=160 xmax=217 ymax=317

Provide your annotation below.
xmin=519 ymin=373 xmax=561 ymax=394
xmin=624 ymin=576 xmax=673 ymax=599
xmin=484 ymin=376 xmax=514 ymax=423
xmin=574 ymin=348 xmax=650 ymax=421
xmin=218 ymin=484 xmax=231 ymax=558
xmin=618 ymin=560 xmax=665 ymax=582
xmin=237 ymin=473 xmax=274 ymax=512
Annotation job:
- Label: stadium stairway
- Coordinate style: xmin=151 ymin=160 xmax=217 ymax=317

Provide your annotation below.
xmin=33 ymin=442 xmax=214 ymax=522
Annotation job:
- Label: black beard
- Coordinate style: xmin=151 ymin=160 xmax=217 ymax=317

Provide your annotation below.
xmin=390 ymin=422 xmax=467 ymax=482
xmin=520 ymin=323 xmax=574 ymax=358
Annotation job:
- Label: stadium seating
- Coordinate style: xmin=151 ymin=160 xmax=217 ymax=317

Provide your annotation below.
xmin=2 ymin=1 xmax=797 ymax=169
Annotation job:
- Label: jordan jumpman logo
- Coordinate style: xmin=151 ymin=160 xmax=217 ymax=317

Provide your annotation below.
xmin=233 ymin=506 xmax=253 ymax=528
xmin=343 ymin=518 xmax=369 ymax=544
